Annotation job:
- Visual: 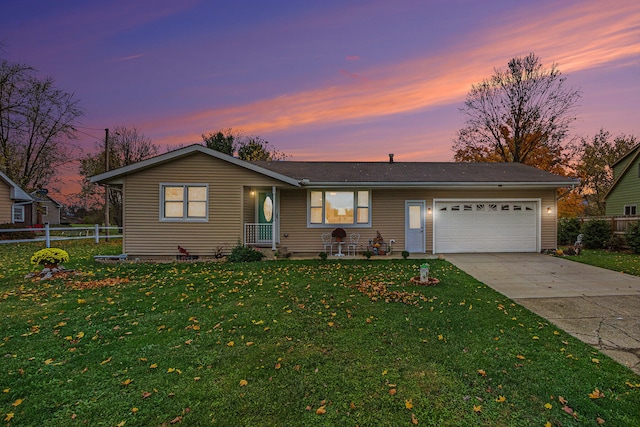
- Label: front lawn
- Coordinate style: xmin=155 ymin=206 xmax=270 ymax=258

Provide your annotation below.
xmin=563 ymin=249 xmax=640 ymax=276
xmin=1 ymin=241 xmax=639 ymax=426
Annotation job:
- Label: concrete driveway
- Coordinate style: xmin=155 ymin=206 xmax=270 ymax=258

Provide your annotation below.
xmin=446 ymin=253 xmax=640 ymax=375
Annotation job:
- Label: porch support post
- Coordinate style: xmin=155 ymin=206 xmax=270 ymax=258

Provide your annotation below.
xmin=272 ymin=185 xmax=277 ymax=251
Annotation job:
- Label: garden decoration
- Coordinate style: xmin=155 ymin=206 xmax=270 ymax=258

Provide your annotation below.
xmin=409 ymin=263 xmax=440 ymax=286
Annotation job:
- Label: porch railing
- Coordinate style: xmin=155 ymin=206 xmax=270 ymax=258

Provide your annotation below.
xmin=244 ymin=223 xmax=274 ymax=246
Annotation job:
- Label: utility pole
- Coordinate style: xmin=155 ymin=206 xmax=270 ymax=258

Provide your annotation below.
xmin=104 ymin=128 xmax=110 ymax=237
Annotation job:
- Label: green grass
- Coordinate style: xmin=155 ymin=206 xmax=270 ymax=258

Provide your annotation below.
xmin=563 ymin=249 xmax=640 ymax=276
xmin=1 ymin=240 xmax=639 ymax=426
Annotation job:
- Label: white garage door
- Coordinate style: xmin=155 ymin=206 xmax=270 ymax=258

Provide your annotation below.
xmin=434 ymin=201 xmax=539 ymax=253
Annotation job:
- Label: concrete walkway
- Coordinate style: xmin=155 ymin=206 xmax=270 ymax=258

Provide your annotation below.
xmin=446 ymin=253 xmax=640 ymax=375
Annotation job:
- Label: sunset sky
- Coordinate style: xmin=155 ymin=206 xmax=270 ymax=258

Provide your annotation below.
xmin=2 ymin=0 xmax=639 ymax=202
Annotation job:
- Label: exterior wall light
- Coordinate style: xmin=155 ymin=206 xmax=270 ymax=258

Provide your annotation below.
xmin=547 ymin=207 xmax=552 ymax=214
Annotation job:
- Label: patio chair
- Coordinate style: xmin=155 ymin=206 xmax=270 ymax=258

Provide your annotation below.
xmin=321 ymin=232 xmax=334 ymax=255
xmin=347 ymin=232 xmax=360 ymax=256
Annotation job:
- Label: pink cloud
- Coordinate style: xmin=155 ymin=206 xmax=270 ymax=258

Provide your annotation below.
xmin=142 ymin=0 xmax=638 ymax=149
xmin=346 ymin=55 xmax=361 ymax=61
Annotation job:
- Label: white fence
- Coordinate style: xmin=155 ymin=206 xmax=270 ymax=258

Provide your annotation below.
xmin=0 ymin=224 xmax=122 ymax=248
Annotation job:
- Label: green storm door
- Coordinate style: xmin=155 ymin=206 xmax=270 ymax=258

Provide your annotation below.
xmin=257 ymin=192 xmax=273 ymax=242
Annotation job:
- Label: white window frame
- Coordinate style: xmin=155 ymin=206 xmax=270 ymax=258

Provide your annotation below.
xmin=624 ymin=205 xmax=637 ymax=216
xmin=12 ymin=205 xmax=25 ymax=223
xmin=307 ymin=189 xmax=371 ymax=228
xmin=159 ymin=183 xmax=209 ymax=222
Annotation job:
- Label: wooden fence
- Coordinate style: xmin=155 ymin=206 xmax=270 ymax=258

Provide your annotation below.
xmin=579 ymin=216 xmax=640 ymax=234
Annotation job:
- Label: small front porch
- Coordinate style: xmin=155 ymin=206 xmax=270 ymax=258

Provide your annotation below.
xmin=243 ymin=185 xmax=279 ymax=250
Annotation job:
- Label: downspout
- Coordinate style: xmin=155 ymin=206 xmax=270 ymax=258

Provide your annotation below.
xmin=272 ymin=185 xmax=277 ymax=251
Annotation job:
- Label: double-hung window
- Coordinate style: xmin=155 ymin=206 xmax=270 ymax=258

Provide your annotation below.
xmin=12 ymin=205 xmax=25 ymax=223
xmin=309 ymin=190 xmax=370 ymax=227
xmin=624 ymin=205 xmax=637 ymax=216
xmin=160 ymin=184 xmax=208 ymax=221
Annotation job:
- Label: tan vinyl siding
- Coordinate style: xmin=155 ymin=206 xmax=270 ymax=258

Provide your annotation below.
xmin=606 ymin=157 xmax=640 ymax=216
xmin=279 ymin=187 xmax=557 ymax=254
xmin=0 ymin=181 xmax=10 ymax=223
xmin=122 ymin=152 xmax=288 ymax=257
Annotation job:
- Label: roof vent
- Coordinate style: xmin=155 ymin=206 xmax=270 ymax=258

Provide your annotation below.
xmin=388 ymin=153 xmax=394 ymax=164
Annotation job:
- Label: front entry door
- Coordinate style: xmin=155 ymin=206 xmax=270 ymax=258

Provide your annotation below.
xmin=257 ymin=191 xmax=273 ymax=242
xmin=405 ymin=201 xmax=426 ymax=253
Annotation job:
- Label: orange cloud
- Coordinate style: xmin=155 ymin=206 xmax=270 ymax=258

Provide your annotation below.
xmin=148 ymin=0 xmax=639 ymax=147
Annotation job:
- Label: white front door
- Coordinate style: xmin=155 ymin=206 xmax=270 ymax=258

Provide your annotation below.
xmin=405 ymin=201 xmax=426 ymax=253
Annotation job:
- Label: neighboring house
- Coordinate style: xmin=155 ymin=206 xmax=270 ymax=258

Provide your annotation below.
xmin=0 ymin=171 xmax=33 ymax=225
xmin=29 ymin=190 xmax=63 ymax=225
xmin=604 ymin=144 xmax=640 ymax=216
xmin=91 ymin=144 xmax=577 ymax=258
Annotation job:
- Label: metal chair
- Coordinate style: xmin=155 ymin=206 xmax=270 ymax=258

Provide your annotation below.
xmin=321 ymin=232 xmax=334 ymax=255
xmin=347 ymin=232 xmax=360 ymax=256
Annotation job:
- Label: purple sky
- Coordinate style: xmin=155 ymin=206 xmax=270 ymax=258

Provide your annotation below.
xmin=2 ymin=0 xmax=639 ymax=201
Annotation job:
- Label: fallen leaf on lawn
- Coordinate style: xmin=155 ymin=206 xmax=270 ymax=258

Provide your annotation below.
xmin=544 ymin=403 xmax=552 ymax=409
xmin=227 ymin=341 xmax=234 ymax=347
xmin=544 ymin=422 xmax=551 ymax=427
xmin=44 ymin=358 xmax=54 ymax=365
xmin=532 ymin=336 xmax=539 ymax=340
xmin=495 ymin=396 xmax=506 ymax=403
xmin=246 ymin=341 xmax=254 ymax=346
xmin=116 ymin=421 xmax=125 ymax=427
xmin=596 ymin=416 xmax=605 ymax=424
xmin=170 ymin=415 xmax=182 ymax=424
xmin=562 ymin=405 xmax=574 ymax=415
xmin=150 ymin=363 xmax=158 ymax=369
xmin=12 ymin=398 xmax=23 ymax=407
xmin=274 ymin=363 xmax=281 ymax=370
xmin=473 ymin=405 xmax=482 ymax=413
xmin=121 ymin=379 xmax=133 ymax=386
xmin=101 ymin=357 xmax=112 ymax=365
xmin=592 ymin=358 xmax=600 ymax=364
xmin=316 ymin=406 xmax=326 ymax=415
xmin=516 ymin=354 xmax=526 ymax=360
xmin=142 ymin=391 xmax=152 ymax=399
xmin=588 ymin=388 xmax=605 ymax=399
xmin=194 ymin=377 xmax=201 ymax=381
xmin=411 ymin=412 xmax=419 ymax=425
xmin=477 ymin=369 xmax=487 ymax=377
xmin=239 ymin=379 xmax=248 ymax=386
xmin=4 ymin=413 xmax=13 ymax=422
xmin=167 ymin=368 xmax=175 ymax=373
xmin=389 ymin=388 xmax=397 ymax=395
xmin=131 ymin=407 xmax=138 ymax=414
xmin=405 ymin=399 xmax=413 ymax=410
xmin=558 ymin=396 xmax=567 ymax=404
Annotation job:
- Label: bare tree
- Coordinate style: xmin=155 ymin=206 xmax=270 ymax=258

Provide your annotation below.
xmin=0 ymin=57 xmax=83 ymax=190
xmin=453 ymin=53 xmax=580 ymax=173
xmin=79 ymin=126 xmax=158 ymax=226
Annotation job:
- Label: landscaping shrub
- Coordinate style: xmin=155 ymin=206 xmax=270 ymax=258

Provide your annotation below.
xmin=557 ymin=217 xmax=581 ymax=245
xmin=226 ymin=244 xmax=265 ymax=262
xmin=606 ymin=233 xmax=627 ymax=251
xmin=0 ymin=223 xmax=33 ymax=240
xmin=580 ymin=219 xmax=612 ymax=249
xmin=401 ymin=250 xmax=410 ymax=259
xmin=626 ymin=221 xmax=640 ymax=253
xmin=318 ymin=251 xmax=328 ymax=261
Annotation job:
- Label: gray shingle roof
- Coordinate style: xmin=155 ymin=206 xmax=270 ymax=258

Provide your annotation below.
xmin=252 ymin=160 xmax=577 ymax=185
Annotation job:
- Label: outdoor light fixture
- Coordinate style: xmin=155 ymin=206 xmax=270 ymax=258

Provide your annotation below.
xmin=427 ymin=207 xmax=432 ymax=214
xmin=547 ymin=207 xmax=552 ymax=214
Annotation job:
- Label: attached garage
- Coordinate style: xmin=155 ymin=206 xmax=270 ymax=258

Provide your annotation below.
xmin=433 ymin=200 xmax=539 ymax=253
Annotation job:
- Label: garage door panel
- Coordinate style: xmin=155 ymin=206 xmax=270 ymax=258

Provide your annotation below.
xmin=434 ymin=201 xmax=538 ymax=253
